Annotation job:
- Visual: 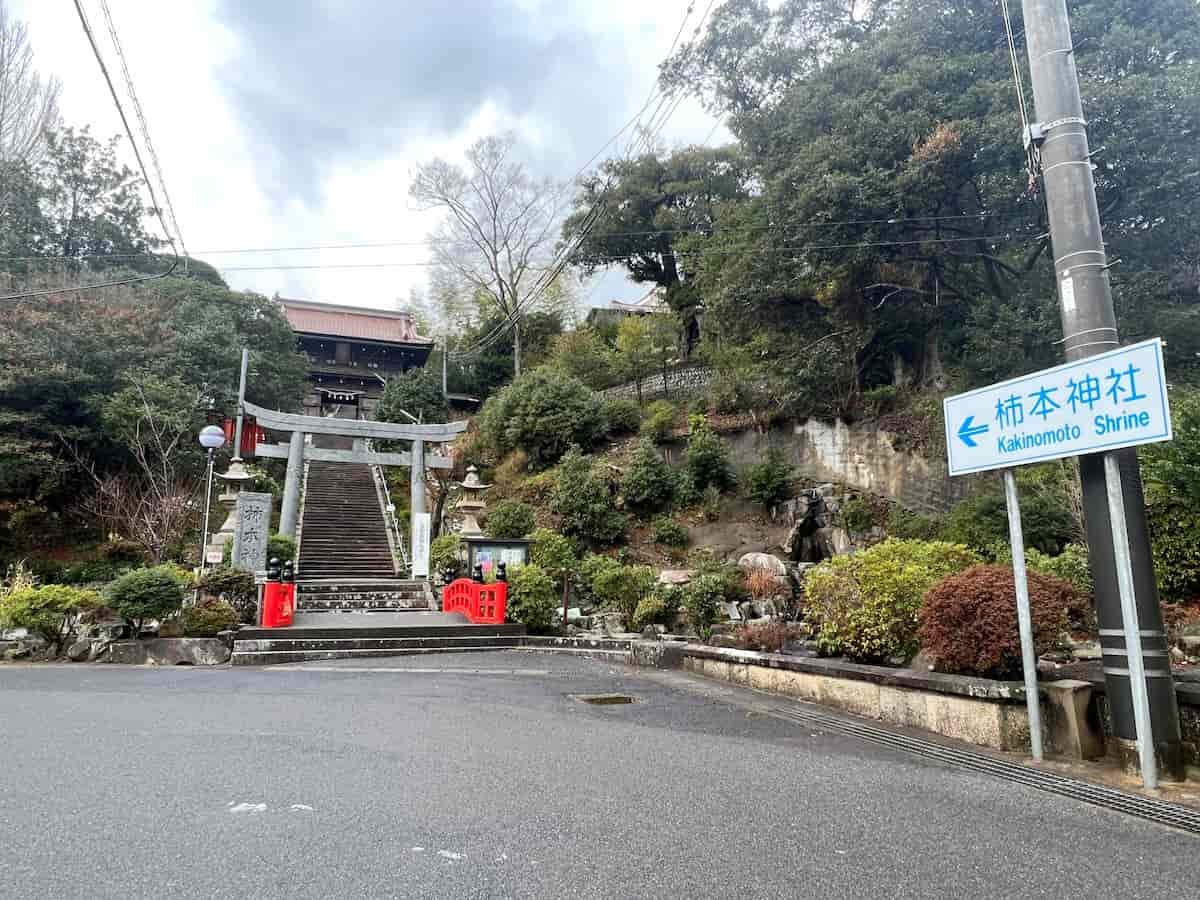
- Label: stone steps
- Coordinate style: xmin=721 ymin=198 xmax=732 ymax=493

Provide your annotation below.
xmin=297 ymin=460 xmax=395 ymax=581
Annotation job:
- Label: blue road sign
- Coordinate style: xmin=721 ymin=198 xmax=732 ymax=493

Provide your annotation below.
xmin=943 ymin=338 xmax=1172 ymax=477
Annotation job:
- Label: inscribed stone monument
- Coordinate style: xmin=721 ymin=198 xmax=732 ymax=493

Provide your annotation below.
xmin=233 ymin=491 xmax=273 ymax=573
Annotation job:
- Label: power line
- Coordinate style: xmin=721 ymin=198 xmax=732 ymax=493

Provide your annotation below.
xmin=0 ymin=1 xmax=178 ymax=301
xmin=97 ymin=0 xmax=189 ymax=261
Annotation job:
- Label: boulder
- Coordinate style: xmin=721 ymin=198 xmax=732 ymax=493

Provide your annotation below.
xmin=657 ymin=569 xmax=692 ymax=586
xmin=737 ymin=601 xmax=755 ymax=622
xmin=106 ymin=638 xmax=231 ymax=666
xmin=67 ymin=639 xmax=93 ymax=662
xmin=590 ymin=612 xmax=625 ymax=637
xmin=737 ymin=552 xmax=787 ymax=576
xmin=3 ymin=646 xmax=31 ymax=661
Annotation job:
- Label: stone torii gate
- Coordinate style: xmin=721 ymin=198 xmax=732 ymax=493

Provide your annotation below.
xmin=240 ymin=399 xmax=467 ymax=540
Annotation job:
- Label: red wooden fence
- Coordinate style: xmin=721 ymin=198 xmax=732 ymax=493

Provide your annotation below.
xmin=442 ymin=578 xmax=507 ymax=625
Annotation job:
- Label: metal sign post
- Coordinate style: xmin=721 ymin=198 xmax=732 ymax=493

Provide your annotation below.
xmin=1103 ymin=454 xmax=1158 ymax=788
xmin=1001 ymin=470 xmax=1044 ymax=761
xmin=944 ymin=338 xmax=1174 ymax=783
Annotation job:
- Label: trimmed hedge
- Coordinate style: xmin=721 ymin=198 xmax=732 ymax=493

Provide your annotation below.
xmin=919 ymin=564 xmax=1078 ymax=678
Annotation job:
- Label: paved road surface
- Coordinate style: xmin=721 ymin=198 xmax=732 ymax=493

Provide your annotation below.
xmin=1 ymin=652 xmax=1196 ymax=898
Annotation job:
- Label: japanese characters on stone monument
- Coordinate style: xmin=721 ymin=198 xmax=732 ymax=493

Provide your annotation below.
xmin=233 ymin=491 xmax=273 ymax=573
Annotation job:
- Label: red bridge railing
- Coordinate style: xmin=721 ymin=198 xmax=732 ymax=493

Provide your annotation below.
xmin=442 ymin=578 xmax=507 ymax=625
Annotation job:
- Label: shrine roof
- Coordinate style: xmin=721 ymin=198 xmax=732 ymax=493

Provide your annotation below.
xmin=278 ymin=297 xmax=433 ymax=346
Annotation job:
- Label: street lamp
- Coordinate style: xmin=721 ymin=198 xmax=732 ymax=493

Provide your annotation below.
xmin=198 ymin=425 xmax=226 ymax=572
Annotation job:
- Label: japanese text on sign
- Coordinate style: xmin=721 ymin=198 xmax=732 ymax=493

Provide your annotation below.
xmin=943 ymin=338 xmax=1171 ymax=476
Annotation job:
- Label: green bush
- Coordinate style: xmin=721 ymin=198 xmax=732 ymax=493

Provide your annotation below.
xmin=836 ymin=495 xmax=877 ymax=534
xmin=592 ymin=564 xmax=656 ymax=629
xmin=430 ymin=534 xmax=463 ymax=578
xmin=529 ymin=528 xmax=576 ymax=575
xmin=744 ymin=447 xmax=793 ymax=511
xmin=100 ymin=540 xmax=145 ymax=564
xmin=105 ymin=565 xmax=188 ymax=633
xmin=652 ymin=517 xmax=688 ymax=547
xmin=886 ymin=505 xmax=943 ymax=541
xmin=485 ymin=499 xmax=536 ymax=539
xmin=0 ymin=584 xmax=101 ymax=651
xmin=804 ymin=539 xmax=980 ymax=662
xmin=182 ymin=600 xmax=240 ymax=637
xmin=631 ymin=585 xmax=682 ymax=632
xmin=640 ymin=400 xmax=678 ymax=442
xmin=622 ymin=439 xmax=677 ymax=517
xmin=61 ymin=560 xmax=127 ymax=585
xmin=551 ymin=448 xmax=628 ymax=545
xmin=197 ymin=566 xmax=257 ymax=624
xmin=1148 ymin=498 xmax=1200 ymax=603
xmin=919 ymin=565 xmax=1077 ymax=678
xmin=684 ymin=415 xmax=736 ymax=493
xmin=478 ymin=368 xmax=607 ymax=468
xmin=576 ymin=553 xmax=622 ymax=609
xmin=683 ymin=573 xmax=725 ymax=640
xmin=942 ymin=486 xmax=1074 ymax=556
xmin=603 ymin=397 xmax=642 ymax=436
xmin=267 ymin=533 xmax=296 ymax=563
xmin=507 ymin=564 xmax=558 ymax=632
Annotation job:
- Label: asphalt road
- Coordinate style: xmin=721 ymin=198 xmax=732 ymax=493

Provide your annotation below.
xmin=1 ymin=652 xmax=1196 ymax=899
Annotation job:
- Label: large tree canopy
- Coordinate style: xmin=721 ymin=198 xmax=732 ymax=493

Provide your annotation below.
xmin=636 ymin=0 xmax=1200 ymax=410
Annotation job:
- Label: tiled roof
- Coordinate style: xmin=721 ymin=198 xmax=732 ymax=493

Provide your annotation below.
xmin=278 ymin=298 xmax=433 ymax=345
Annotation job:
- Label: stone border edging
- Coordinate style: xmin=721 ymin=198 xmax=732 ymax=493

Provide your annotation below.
xmin=680 ymin=643 xmax=1031 ymax=703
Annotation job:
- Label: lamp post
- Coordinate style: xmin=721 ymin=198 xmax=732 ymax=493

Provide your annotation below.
xmin=198 ymin=424 xmax=226 ymax=573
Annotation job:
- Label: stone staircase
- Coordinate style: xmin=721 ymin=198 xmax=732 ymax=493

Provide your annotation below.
xmin=298 ymin=460 xmax=396 ymax=581
xmin=296 ymin=579 xmax=432 ymax=613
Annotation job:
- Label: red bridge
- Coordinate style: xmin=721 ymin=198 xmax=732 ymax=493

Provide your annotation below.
xmin=441 ymin=579 xmax=508 ymax=625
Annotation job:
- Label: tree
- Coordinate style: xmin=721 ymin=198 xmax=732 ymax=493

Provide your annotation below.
xmin=546 ymin=327 xmax=618 ymax=390
xmin=0 ymin=5 xmax=60 ymax=166
xmin=655 ymin=0 xmax=1200 ymax=400
xmin=564 ymin=146 xmax=750 ymax=355
xmin=376 ymin=368 xmax=449 ymax=426
xmin=411 ymin=133 xmax=567 ymax=376
xmin=477 ymin=368 xmax=606 ymax=469
xmin=614 ymin=316 xmax=655 ymax=403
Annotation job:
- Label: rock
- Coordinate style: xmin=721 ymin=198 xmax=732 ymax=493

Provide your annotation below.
xmin=725 ymin=601 xmax=742 ymax=621
xmin=1072 ymin=643 xmax=1102 ymax=661
xmin=590 ymin=612 xmax=625 ymax=637
xmin=908 ymin=651 xmax=936 ymax=672
xmin=216 ymin=629 xmax=236 ymax=649
xmin=106 ymin=638 xmax=231 ymax=666
xmin=67 ymin=639 xmax=93 ymax=662
xmin=737 ymin=601 xmax=755 ymax=622
xmin=737 ymin=552 xmax=788 ymax=576
xmin=4 ymin=646 xmax=31 ymax=661
xmin=1181 ymin=635 xmax=1200 ymax=653
xmin=657 ymin=569 xmax=692 ymax=586
xmin=709 ymin=634 xmax=741 ymax=649
xmin=1169 ymin=646 xmax=1187 ymax=664
xmin=751 ymin=600 xmax=779 ymax=619
xmin=640 ymin=626 xmax=659 ymax=640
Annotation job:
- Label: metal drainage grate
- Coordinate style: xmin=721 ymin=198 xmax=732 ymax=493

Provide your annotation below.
xmin=571 ymin=693 xmax=636 ymax=705
xmin=766 ymin=702 xmax=1200 ymax=835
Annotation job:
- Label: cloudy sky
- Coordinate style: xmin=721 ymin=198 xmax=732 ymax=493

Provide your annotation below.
xmin=12 ymin=0 xmax=726 ymax=312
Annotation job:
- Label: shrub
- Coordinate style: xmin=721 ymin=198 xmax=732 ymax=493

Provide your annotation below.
xmin=919 ymin=565 xmax=1079 ymax=678
xmin=622 ymin=439 xmax=677 ymax=517
xmin=267 ymin=533 xmax=296 ymax=563
xmin=745 ymin=566 xmax=780 ymax=602
xmin=836 ymin=495 xmax=877 ymax=534
xmin=182 ymin=600 xmax=240 ymax=637
xmin=507 ymin=564 xmax=558 ymax=632
xmin=804 ymin=539 xmax=980 ymax=662
xmin=744 ymin=447 xmax=793 ymax=511
xmin=631 ymin=585 xmax=682 ymax=632
xmin=529 ymin=528 xmax=576 ymax=574
xmin=640 ymin=400 xmax=678 ymax=442
xmin=485 ymin=499 xmax=536 ymax=539
xmin=684 ymin=415 xmax=736 ymax=493
xmin=736 ymin=620 xmax=792 ymax=653
xmin=105 ymin=565 xmax=188 ymax=633
xmin=603 ymin=397 xmax=642 ymax=436
xmin=478 ymin=368 xmax=607 ymax=468
xmin=990 ymin=542 xmax=1095 ymax=635
xmin=701 ymin=485 xmax=723 ymax=522
xmin=942 ymin=487 xmax=1074 ymax=556
xmin=61 ymin=559 xmax=126 ymax=585
xmin=592 ymin=564 xmax=656 ymax=629
xmin=551 ymin=448 xmax=628 ymax=545
xmin=100 ymin=540 xmax=145 ymax=564
xmin=429 ymin=533 xmax=463 ymax=578
xmin=683 ymin=573 xmax=725 ymax=640
xmin=886 ymin=505 xmax=943 ymax=541
xmin=576 ymin=553 xmax=622 ymax=609
xmin=652 ymin=517 xmax=688 ymax=547
xmin=0 ymin=585 xmax=101 ymax=652
xmin=1148 ymin=498 xmax=1200 ymax=603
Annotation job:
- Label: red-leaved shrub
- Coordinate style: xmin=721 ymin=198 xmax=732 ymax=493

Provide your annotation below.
xmin=918 ymin=564 xmax=1078 ymax=679
xmin=735 ymin=620 xmax=797 ymax=654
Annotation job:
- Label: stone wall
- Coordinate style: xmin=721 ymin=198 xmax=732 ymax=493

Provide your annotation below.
xmin=725 ymin=419 xmax=972 ymax=515
xmin=602 ymin=364 xmax=712 ymax=402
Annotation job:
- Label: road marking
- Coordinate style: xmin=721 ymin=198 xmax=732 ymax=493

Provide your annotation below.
xmin=228 ymin=802 xmax=267 ymax=814
xmin=438 ymin=850 xmax=466 ymax=861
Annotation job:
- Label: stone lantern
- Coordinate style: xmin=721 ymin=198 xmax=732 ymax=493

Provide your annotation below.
xmin=456 ymin=465 xmax=490 ymax=537
xmin=211 ymin=459 xmax=255 ymax=554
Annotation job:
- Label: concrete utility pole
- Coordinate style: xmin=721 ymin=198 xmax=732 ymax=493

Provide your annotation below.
xmin=1021 ymin=0 xmax=1182 ymax=777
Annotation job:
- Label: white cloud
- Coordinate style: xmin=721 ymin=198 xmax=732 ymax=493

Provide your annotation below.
xmin=11 ymin=0 xmax=728 ymax=310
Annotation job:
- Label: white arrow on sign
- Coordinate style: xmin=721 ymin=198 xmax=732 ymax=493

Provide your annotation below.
xmin=943 ymin=338 xmax=1172 ymax=477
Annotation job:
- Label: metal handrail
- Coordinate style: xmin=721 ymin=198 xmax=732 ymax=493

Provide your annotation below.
xmin=367 ymin=439 xmax=409 ymax=575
